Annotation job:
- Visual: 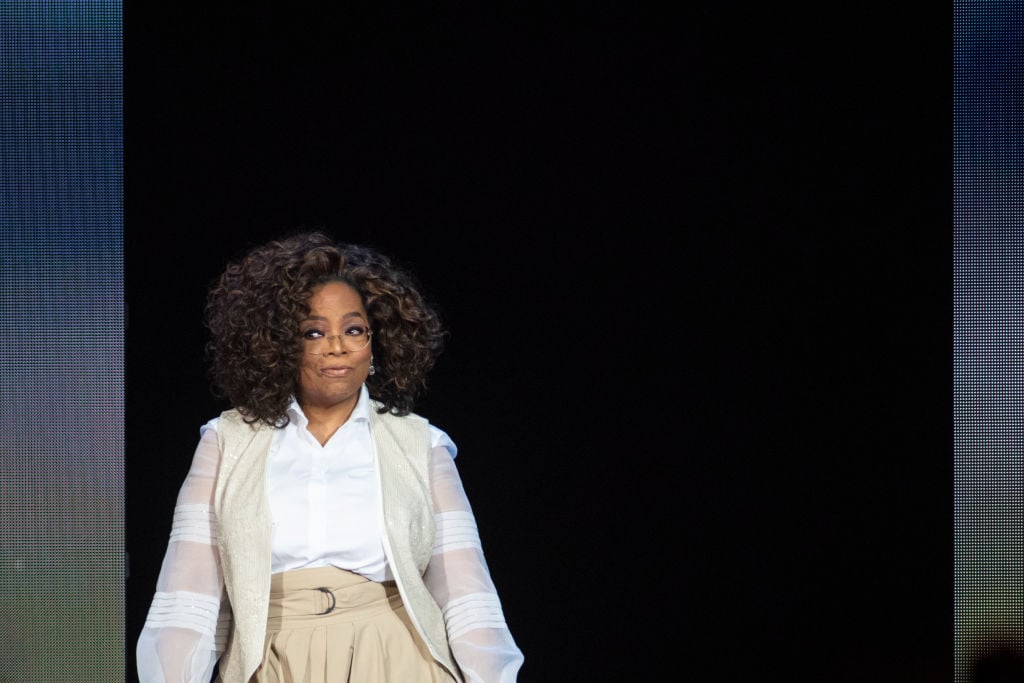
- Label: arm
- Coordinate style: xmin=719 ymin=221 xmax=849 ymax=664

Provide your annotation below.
xmin=423 ymin=447 xmax=524 ymax=683
xmin=136 ymin=426 xmax=230 ymax=683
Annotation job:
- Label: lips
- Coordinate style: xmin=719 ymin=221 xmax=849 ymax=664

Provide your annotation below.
xmin=320 ymin=366 xmax=352 ymax=378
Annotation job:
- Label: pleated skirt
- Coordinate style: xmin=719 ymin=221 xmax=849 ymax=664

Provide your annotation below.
xmin=251 ymin=565 xmax=456 ymax=683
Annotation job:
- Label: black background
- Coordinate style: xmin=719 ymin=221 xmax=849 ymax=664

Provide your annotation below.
xmin=125 ymin=4 xmax=951 ymax=681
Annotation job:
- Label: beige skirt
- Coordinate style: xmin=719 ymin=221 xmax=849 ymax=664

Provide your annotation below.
xmin=251 ymin=566 xmax=456 ymax=683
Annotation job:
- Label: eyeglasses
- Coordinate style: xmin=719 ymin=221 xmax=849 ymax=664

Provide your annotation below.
xmin=301 ymin=324 xmax=372 ymax=354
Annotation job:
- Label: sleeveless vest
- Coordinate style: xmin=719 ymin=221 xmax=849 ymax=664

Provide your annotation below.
xmin=212 ymin=406 xmax=461 ymax=682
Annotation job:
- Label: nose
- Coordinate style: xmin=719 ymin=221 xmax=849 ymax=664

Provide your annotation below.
xmin=324 ymin=335 xmax=347 ymax=354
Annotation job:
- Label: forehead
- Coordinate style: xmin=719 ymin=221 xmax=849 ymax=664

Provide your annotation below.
xmin=307 ymin=281 xmax=365 ymax=314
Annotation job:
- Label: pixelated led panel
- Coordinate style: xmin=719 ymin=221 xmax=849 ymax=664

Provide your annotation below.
xmin=0 ymin=2 xmax=123 ymax=681
xmin=954 ymin=2 xmax=1024 ymax=681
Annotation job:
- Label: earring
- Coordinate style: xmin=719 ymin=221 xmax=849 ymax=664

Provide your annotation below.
xmin=369 ymin=355 xmax=376 ymax=376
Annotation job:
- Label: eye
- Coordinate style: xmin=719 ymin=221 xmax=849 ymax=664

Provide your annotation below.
xmin=301 ymin=328 xmax=325 ymax=340
xmin=344 ymin=324 xmax=369 ymax=337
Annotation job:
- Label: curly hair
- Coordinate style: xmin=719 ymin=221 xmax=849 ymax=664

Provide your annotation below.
xmin=204 ymin=231 xmax=447 ymax=426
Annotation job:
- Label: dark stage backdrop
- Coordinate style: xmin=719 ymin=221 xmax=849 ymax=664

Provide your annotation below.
xmin=125 ymin=5 xmax=952 ymax=682
xmin=0 ymin=2 xmax=123 ymax=681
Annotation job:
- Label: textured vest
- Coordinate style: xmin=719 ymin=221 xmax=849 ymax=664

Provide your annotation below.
xmin=213 ymin=406 xmax=462 ymax=682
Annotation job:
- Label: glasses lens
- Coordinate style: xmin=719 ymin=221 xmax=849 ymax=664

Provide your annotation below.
xmin=345 ymin=328 xmax=371 ymax=351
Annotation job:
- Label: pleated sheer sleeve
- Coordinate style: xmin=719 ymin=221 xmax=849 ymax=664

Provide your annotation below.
xmin=423 ymin=446 xmax=524 ymax=683
xmin=136 ymin=425 xmax=230 ymax=683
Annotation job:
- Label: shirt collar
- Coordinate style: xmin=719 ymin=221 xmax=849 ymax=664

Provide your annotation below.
xmin=285 ymin=384 xmax=372 ymax=427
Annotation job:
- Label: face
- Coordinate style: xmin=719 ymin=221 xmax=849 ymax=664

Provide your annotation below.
xmin=296 ymin=281 xmax=373 ymax=414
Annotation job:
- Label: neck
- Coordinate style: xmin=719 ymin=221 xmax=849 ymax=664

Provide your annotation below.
xmin=299 ymin=398 xmax=358 ymax=446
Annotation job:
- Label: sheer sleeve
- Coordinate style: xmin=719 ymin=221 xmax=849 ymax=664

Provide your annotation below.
xmin=423 ymin=447 xmax=524 ymax=683
xmin=136 ymin=425 xmax=230 ymax=683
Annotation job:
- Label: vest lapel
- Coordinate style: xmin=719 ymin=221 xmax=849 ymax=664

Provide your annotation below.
xmin=214 ymin=411 xmax=274 ymax=683
xmin=370 ymin=408 xmax=461 ymax=681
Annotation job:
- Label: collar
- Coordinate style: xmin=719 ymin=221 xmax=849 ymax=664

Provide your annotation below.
xmin=285 ymin=384 xmax=372 ymax=428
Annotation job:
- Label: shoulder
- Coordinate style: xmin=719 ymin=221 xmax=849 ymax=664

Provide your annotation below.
xmin=199 ymin=415 xmax=221 ymax=438
xmin=198 ymin=409 xmax=263 ymax=439
xmin=428 ymin=423 xmax=457 ymax=459
xmin=369 ymin=403 xmax=458 ymax=459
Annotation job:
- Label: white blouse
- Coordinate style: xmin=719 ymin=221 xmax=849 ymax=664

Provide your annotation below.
xmin=137 ymin=386 xmax=523 ymax=683
xmin=263 ymin=393 xmax=428 ymax=581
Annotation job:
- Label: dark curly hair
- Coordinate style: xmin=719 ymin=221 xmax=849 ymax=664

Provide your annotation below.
xmin=204 ymin=231 xmax=447 ymax=426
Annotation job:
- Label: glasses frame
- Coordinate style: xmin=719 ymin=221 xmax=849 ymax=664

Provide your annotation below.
xmin=302 ymin=328 xmax=373 ymax=355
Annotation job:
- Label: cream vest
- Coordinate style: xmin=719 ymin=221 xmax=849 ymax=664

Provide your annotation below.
xmin=213 ymin=406 xmax=462 ymax=682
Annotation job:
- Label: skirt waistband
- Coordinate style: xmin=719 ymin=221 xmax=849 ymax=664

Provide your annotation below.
xmin=267 ymin=566 xmax=400 ymax=623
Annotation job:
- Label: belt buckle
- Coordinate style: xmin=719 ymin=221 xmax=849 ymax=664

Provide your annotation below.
xmin=314 ymin=586 xmax=336 ymax=615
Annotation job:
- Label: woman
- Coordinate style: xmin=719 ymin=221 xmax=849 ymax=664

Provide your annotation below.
xmin=137 ymin=232 xmax=524 ymax=682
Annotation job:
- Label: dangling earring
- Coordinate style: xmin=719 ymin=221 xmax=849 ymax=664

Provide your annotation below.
xmin=369 ymin=355 xmax=376 ymax=376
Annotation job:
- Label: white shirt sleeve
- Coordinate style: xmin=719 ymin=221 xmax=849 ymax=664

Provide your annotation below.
xmin=423 ymin=445 xmax=524 ymax=683
xmin=136 ymin=426 xmax=229 ymax=683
